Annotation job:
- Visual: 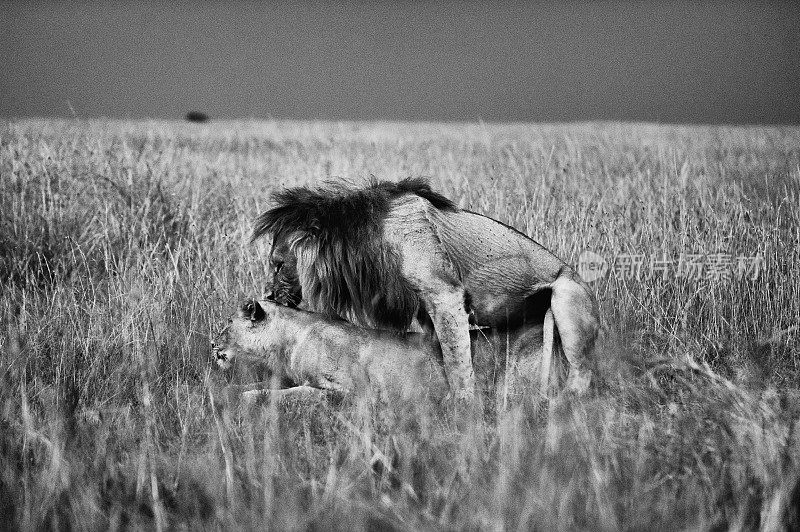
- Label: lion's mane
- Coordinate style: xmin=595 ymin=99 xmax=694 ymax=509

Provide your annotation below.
xmin=252 ymin=178 xmax=457 ymax=330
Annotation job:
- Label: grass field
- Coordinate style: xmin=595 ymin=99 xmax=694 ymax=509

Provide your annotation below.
xmin=1 ymin=119 xmax=800 ymax=530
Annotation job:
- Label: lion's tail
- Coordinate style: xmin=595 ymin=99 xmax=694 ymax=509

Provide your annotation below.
xmin=539 ymin=308 xmax=556 ymax=397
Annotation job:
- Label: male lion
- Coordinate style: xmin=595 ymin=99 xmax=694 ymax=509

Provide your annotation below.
xmin=212 ymin=299 xmax=548 ymax=410
xmin=252 ymin=178 xmax=599 ymax=400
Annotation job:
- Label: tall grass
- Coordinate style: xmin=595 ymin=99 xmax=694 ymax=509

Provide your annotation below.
xmin=1 ymin=119 xmax=799 ymax=529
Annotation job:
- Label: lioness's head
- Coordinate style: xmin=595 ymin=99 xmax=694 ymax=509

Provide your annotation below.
xmin=212 ymin=298 xmax=270 ymax=370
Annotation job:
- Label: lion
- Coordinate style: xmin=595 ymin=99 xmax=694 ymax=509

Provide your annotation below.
xmin=212 ymin=299 xmax=550 ymax=412
xmin=252 ymin=178 xmax=599 ymax=400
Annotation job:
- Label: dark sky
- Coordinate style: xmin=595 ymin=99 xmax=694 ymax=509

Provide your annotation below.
xmin=2 ymin=1 xmax=799 ymax=124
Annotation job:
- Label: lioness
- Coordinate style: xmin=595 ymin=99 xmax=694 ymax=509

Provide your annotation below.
xmin=252 ymin=178 xmax=599 ymax=401
xmin=213 ymin=299 xmax=548 ymax=411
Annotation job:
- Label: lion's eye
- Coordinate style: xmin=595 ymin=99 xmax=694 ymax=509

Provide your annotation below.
xmin=274 ymin=262 xmax=284 ymax=274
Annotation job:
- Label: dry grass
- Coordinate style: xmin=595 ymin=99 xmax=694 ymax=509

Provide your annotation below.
xmin=1 ymin=118 xmax=799 ymax=530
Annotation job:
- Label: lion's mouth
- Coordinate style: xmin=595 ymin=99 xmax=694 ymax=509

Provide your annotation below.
xmin=271 ymin=276 xmax=302 ymax=308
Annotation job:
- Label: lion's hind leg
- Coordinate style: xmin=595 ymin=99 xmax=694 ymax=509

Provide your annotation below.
xmin=549 ymin=276 xmax=600 ymax=394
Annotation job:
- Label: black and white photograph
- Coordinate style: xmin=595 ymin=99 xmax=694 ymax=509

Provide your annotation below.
xmin=1 ymin=1 xmax=799 ymax=529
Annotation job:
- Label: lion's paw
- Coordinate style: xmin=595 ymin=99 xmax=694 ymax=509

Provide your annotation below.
xmin=565 ymin=369 xmax=593 ymax=395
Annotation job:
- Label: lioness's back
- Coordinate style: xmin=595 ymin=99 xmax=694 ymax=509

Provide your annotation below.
xmin=274 ymin=307 xmax=450 ymax=403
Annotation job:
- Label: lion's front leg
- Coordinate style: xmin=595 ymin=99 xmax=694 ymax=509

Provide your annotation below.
xmin=384 ymin=196 xmax=475 ymax=404
xmin=423 ymin=289 xmax=475 ymax=403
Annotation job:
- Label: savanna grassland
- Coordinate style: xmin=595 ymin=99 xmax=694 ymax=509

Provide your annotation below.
xmin=1 ymin=119 xmax=800 ymax=530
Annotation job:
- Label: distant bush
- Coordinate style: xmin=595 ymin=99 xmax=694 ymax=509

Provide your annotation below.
xmin=185 ymin=111 xmax=209 ymax=123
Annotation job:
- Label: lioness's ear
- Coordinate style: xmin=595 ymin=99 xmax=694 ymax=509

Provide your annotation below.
xmin=250 ymin=300 xmax=266 ymax=322
xmin=238 ymin=299 xmax=266 ymax=321
xmin=238 ymin=299 xmax=253 ymax=318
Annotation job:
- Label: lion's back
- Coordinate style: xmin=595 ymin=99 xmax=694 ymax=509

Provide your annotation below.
xmin=432 ymin=209 xmax=565 ymax=281
xmin=385 ymin=194 xmax=564 ymax=281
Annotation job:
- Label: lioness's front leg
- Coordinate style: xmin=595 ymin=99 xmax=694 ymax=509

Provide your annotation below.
xmin=241 ymin=385 xmax=328 ymax=406
xmin=214 ymin=382 xmax=327 ymax=408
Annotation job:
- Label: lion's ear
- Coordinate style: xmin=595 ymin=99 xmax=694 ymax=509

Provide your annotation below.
xmin=289 ymin=228 xmax=317 ymax=245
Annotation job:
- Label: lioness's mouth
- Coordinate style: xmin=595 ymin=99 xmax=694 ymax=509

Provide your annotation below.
xmin=213 ymin=348 xmax=229 ymax=368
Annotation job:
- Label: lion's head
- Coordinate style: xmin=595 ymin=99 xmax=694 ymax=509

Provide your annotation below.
xmin=252 ymin=178 xmax=455 ymax=329
xmin=212 ymin=298 xmax=268 ymax=370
